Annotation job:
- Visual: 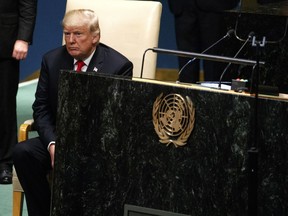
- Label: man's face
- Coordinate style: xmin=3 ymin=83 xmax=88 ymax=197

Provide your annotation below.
xmin=64 ymin=25 xmax=99 ymax=60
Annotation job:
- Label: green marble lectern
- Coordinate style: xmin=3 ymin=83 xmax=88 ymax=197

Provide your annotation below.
xmin=51 ymin=71 xmax=288 ymax=216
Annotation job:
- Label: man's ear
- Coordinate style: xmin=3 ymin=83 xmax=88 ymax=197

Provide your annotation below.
xmin=92 ymin=33 xmax=100 ymax=45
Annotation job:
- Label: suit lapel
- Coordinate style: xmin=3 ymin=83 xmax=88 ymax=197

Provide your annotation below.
xmin=61 ymin=46 xmax=75 ymax=71
xmin=87 ymin=45 xmax=104 ymax=73
xmin=66 ymin=58 xmax=75 ymax=71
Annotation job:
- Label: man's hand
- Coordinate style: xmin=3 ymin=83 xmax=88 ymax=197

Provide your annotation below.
xmin=48 ymin=144 xmax=55 ymax=168
xmin=12 ymin=40 xmax=29 ymax=60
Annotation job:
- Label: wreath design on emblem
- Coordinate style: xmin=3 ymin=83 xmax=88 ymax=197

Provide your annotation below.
xmin=152 ymin=93 xmax=195 ymax=147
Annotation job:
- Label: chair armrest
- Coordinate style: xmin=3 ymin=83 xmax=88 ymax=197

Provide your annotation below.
xmin=18 ymin=119 xmax=35 ymax=142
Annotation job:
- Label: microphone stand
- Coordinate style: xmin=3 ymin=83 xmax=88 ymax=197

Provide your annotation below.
xmin=140 ymin=48 xmax=265 ymax=79
xmin=178 ymin=29 xmax=235 ymax=79
xmin=248 ymin=36 xmax=266 ymax=216
xmin=218 ymin=34 xmax=253 ymax=89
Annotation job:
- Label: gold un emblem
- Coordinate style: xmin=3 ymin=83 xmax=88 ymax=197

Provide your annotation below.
xmin=152 ymin=93 xmax=195 ymax=147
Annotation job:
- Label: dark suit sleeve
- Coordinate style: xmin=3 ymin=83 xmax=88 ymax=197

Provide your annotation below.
xmin=96 ymin=44 xmax=133 ymax=77
xmin=32 ymin=55 xmax=57 ymax=148
xmin=115 ymin=61 xmax=133 ymax=77
xmin=18 ymin=0 xmax=37 ymax=43
xmin=167 ymin=0 xmax=184 ymax=15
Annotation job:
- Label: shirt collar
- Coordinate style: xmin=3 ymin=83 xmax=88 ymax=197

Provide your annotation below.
xmin=73 ymin=49 xmax=96 ymax=67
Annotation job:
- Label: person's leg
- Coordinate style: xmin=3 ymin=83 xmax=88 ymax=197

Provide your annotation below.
xmin=13 ymin=137 xmax=52 ymax=216
xmin=174 ymin=1 xmax=201 ymax=83
xmin=0 ymin=58 xmax=19 ymax=184
xmin=198 ymin=11 xmax=226 ymax=81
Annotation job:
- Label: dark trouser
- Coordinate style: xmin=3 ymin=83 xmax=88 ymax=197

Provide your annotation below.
xmin=0 ymin=58 xmax=19 ymax=171
xmin=173 ymin=1 xmax=226 ymax=83
xmin=13 ymin=137 xmax=52 ymax=216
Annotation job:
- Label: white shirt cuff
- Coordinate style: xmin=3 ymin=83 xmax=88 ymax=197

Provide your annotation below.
xmin=47 ymin=141 xmax=55 ymax=151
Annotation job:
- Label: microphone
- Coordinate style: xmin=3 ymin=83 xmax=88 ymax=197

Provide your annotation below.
xmin=218 ymin=31 xmax=255 ymax=89
xmin=178 ymin=29 xmax=235 ymax=79
xmin=140 ymin=37 xmax=263 ymax=78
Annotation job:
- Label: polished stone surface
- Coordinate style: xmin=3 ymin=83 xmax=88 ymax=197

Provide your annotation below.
xmin=51 ymin=71 xmax=288 ymax=216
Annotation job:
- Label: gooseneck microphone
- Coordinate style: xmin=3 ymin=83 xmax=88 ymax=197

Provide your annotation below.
xmin=218 ymin=31 xmax=255 ymax=89
xmin=178 ymin=29 xmax=235 ymax=78
xmin=140 ymin=34 xmax=264 ymax=79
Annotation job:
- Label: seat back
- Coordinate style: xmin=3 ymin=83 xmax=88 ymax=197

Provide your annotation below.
xmin=65 ymin=0 xmax=162 ymax=79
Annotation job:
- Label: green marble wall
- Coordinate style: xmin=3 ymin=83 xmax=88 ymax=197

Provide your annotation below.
xmin=51 ymin=71 xmax=288 ymax=216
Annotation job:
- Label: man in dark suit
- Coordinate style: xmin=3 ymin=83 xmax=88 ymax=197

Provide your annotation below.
xmin=167 ymin=0 xmax=239 ymax=83
xmin=0 ymin=0 xmax=37 ymax=184
xmin=13 ymin=9 xmax=133 ymax=216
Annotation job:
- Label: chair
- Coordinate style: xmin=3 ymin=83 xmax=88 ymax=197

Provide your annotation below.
xmin=13 ymin=119 xmax=34 ymax=216
xmin=13 ymin=120 xmax=53 ymax=216
xmin=64 ymin=0 xmax=162 ymax=79
xmin=12 ymin=1 xmax=162 ymax=215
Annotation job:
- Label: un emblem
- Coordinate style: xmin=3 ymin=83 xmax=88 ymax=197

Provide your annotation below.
xmin=152 ymin=93 xmax=195 ymax=147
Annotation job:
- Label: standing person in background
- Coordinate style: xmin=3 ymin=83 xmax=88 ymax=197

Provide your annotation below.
xmin=0 ymin=0 xmax=37 ymax=184
xmin=168 ymin=0 xmax=239 ymax=83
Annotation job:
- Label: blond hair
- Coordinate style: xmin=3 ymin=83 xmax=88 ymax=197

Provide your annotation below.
xmin=62 ymin=9 xmax=100 ymax=35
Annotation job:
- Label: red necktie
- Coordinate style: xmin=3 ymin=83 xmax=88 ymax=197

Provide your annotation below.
xmin=76 ymin=60 xmax=85 ymax=72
